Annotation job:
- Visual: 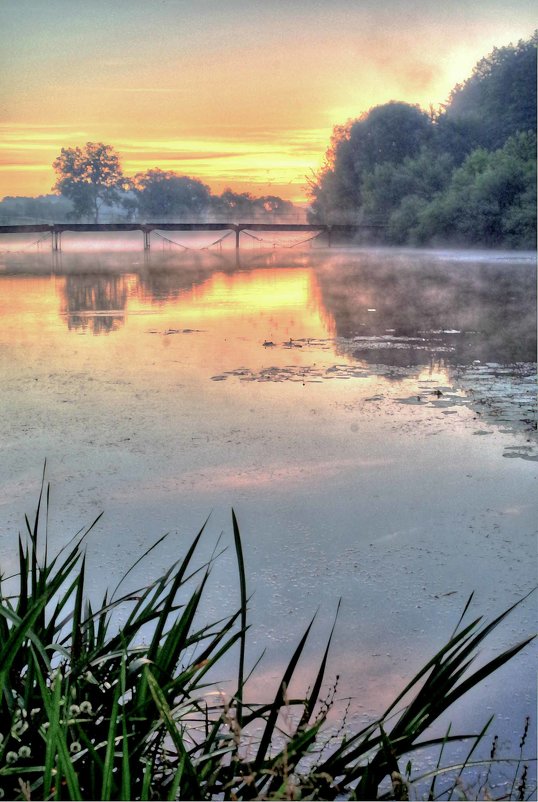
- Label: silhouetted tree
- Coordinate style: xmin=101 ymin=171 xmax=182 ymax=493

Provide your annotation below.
xmin=252 ymin=195 xmax=295 ymax=218
xmin=129 ymin=169 xmax=212 ymax=220
xmin=308 ymin=102 xmax=432 ymax=223
xmin=210 ymin=190 xmax=295 ymax=220
xmin=444 ymin=32 xmax=537 ymax=151
xmin=307 ymin=32 xmax=537 ymax=246
xmin=211 ymin=189 xmax=258 ymax=220
xmin=53 ymin=143 xmax=127 ymax=222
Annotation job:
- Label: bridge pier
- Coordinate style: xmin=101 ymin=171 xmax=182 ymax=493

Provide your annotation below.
xmin=0 ymin=222 xmax=385 ymax=252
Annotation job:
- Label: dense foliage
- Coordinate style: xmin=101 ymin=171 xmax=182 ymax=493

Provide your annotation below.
xmin=446 ymin=36 xmax=537 ymax=151
xmin=126 ymin=168 xmax=213 ymax=220
xmin=308 ymin=33 xmax=537 ymax=248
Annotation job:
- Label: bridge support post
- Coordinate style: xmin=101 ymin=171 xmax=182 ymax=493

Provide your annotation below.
xmin=235 ymin=227 xmax=240 ymax=249
xmin=52 ymin=230 xmax=61 ymax=251
xmin=143 ymin=229 xmax=151 ymax=250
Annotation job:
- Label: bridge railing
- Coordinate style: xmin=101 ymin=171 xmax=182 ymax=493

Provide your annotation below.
xmin=0 ymin=222 xmax=385 ymax=251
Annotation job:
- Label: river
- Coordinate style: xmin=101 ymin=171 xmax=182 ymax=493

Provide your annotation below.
xmin=0 ymin=240 xmax=536 ymax=794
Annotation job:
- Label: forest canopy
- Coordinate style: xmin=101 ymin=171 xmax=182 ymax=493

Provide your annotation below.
xmin=307 ymin=32 xmax=537 ymax=248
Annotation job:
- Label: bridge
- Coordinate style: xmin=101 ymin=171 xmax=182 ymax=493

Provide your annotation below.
xmin=0 ymin=222 xmax=384 ymax=251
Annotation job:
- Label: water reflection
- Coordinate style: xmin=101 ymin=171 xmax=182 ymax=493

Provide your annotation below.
xmin=3 ymin=248 xmax=533 ymax=368
xmin=62 ymin=273 xmax=128 ymax=334
xmin=3 ymin=249 xmax=534 ymax=364
xmin=315 ymin=251 xmax=537 ymax=365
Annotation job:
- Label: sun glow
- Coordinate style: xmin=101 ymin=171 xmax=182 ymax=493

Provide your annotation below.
xmin=0 ymin=1 xmax=535 ymax=203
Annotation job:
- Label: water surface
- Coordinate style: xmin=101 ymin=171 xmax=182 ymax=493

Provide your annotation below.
xmin=0 ymin=243 xmax=536 ymax=787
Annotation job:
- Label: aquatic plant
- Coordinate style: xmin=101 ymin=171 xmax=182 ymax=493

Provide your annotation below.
xmin=0 ymin=470 xmax=535 ymax=800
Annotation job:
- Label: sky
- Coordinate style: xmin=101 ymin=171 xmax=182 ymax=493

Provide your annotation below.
xmin=0 ymin=0 xmax=535 ymax=204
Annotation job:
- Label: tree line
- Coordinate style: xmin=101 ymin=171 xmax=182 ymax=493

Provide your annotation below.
xmin=0 ymin=147 xmax=297 ymax=225
xmin=308 ymin=32 xmax=537 ymax=248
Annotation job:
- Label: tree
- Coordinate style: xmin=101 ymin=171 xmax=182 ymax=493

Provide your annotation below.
xmin=0 ymin=194 xmax=73 ymax=224
xmin=306 ymin=32 xmax=537 ymax=242
xmin=130 ymin=168 xmax=212 ymax=220
xmin=210 ymin=190 xmax=295 ymax=220
xmin=252 ymin=195 xmax=295 ymax=219
xmin=308 ymin=102 xmax=433 ymax=223
xmin=210 ymin=189 xmax=257 ymax=220
xmin=53 ymin=142 xmax=127 ymax=222
xmin=361 ymin=147 xmax=454 ymax=222
xmin=414 ymin=132 xmax=537 ymax=247
xmin=444 ymin=33 xmax=537 ymax=151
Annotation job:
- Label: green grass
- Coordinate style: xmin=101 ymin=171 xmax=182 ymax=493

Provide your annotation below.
xmin=0 ymin=469 xmax=535 ymax=800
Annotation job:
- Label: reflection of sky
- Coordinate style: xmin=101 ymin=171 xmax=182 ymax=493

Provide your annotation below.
xmin=0 ymin=249 xmax=536 ymax=774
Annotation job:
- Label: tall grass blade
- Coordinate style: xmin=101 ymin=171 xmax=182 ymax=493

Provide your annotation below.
xmin=101 ymin=669 xmax=121 ymax=801
xmin=428 ymin=723 xmax=452 ymax=801
xmin=146 ymin=519 xmax=210 ymax=663
xmin=253 ymin=614 xmax=317 ymax=768
xmin=446 ymin=715 xmax=493 ymax=801
xmin=71 ymin=553 xmax=86 ymax=665
xmin=33 ymin=657 xmax=83 ymax=801
xmin=232 ymin=508 xmax=248 ymax=732
xmin=298 ymin=598 xmax=341 ymax=732
xmin=145 ymin=666 xmax=203 ymax=799
xmin=120 ymin=657 xmax=132 ymax=801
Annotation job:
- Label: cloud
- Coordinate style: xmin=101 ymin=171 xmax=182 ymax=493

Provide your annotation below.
xmin=0 ymin=164 xmax=50 ymax=171
xmin=123 ymin=152 xmax=241 ymax=162
xmin=100 ymin=87 xmax=183 ymax=94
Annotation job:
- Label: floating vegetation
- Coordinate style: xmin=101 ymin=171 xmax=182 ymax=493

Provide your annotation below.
xmin=209 ymin=333 xmax=537 ymax=456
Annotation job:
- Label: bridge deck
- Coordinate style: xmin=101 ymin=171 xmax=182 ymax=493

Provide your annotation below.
xmin=0 ymin=222 xmax=383 ymax=250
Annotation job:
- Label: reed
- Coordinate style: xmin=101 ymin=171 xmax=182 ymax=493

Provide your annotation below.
xmin=0 ymin=470 xmax=535 ymax=800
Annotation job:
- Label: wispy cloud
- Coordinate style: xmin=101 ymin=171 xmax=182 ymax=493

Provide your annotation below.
xmin=99 ymin=87 xmax=183 ymax=94
xmin=0 ymin=123 xmax=84 ymax=130
xmin=0 ymin=164 xmax=50 ymax=171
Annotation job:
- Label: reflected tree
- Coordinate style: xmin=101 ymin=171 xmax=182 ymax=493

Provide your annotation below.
xmin=314 ymin=253 xmax=537 ymax=365
xmin=62 ymin=274 xmax=128 ymax=334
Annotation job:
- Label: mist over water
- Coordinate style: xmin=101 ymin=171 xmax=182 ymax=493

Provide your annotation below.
xmin=0 ymin=241 xmax=536 ymax=780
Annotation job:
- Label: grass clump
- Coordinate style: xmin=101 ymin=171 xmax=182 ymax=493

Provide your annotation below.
xmin=0 ymin=470 xmax=535 ymax=800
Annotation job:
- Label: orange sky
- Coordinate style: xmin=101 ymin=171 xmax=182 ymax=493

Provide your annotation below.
xmin=0 ymin=1 xmax=535 ymax=204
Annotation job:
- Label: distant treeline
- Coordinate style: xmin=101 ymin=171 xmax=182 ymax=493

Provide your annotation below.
xmin=308 ymin=33 xmax=537 ymax=249
xmin=0 ymin=163 xmax=299 ymax=226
